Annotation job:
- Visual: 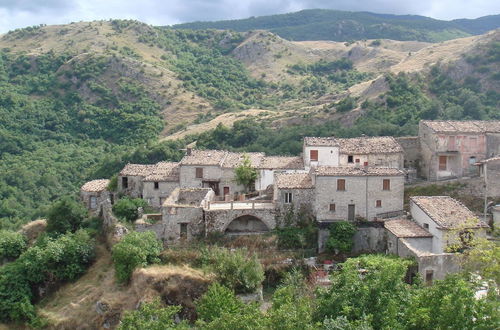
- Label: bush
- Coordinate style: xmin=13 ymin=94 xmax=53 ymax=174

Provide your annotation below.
xmin=112 ymin=197 xmax=149 ymax=222
xmin=46 ymin=197 xmax=88 ymax=235
xmin=118 ymin=298 xmax=186 ymax=329
xmin=325 ymin=221 xmax=356 ymax=254
xmin=0 ymin=230 xmax=27 ymax=260
xmin=196 ymin=283 xmax=244 ymax=322
xmin=200 ymin=247 xmax=264 ymax=293
xmin=111 ymin=231 xmax=162 ymax=283
xmin=275 ymin=206 xmax=317 ymax=249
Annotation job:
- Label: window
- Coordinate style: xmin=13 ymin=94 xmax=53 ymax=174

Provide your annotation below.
xmin=329 ymin=203 xmax=336 ymax=212
xmin=423 ymin=223 xmax=429 ymax=229
xmin=310 ymin=150 xmax=318 ymax=161
xmin=364 ymin=162 xmax=368 ymax=166
xmin=348 ymin=155 xmax=354 ymax=163
xmin=284 ymin=192 xmax=293 ymax=204
xmin=337 ymin=179 xmax=346 ymax=191
xmin=195 ymin=167 xmax=203 ymax=178
xmin=439 ymin=156 xmax=447 ymax=171
xmin=376 ymin=200 xmax=382 ymax=208
xmin=355 ymin=158 xmax=360 ymax=163
xmin=383 ymin=179 xmax=390 ymax=191
xmin=122 ymin=177 xmax=128 ymax=189
xmin=448 ymin=136 xmax=456 ymax=150
xmin=180 ymin=223 xmax=188 ymax=239
xmin=154 ymin=182 xmax=159 ymax=190
xmin=89 ymin=196 xmax=97 ymax=209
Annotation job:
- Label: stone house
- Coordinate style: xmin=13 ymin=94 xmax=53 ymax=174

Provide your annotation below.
xmin=142 ymin=162 xmax=180 ymax=209
xmin=80 ymin=179 xmax=110 ymax=216
xmin=303 ymin=136 xmax=404 ymax=169
xmin=219 ymin=151 xmax=265 ymax=197
xmin=476 ymin=156 xmax=500 ymax=197
xmin=419 ymin=120 xmax=500 ymax=180
xmin=312 ymin=166 xmax=405 ymax=222
xmin=179 ymin=149 xmax=226 ymax=196
xmin=273 ymin=173 xmax=315 ymax=218
xmin=118 ymin=164 xmax=156 ymax=198
xmin=410 ymin=196 xmax=489 ymax=253
xmin=256 ymin=156 xmax=305 ymax=191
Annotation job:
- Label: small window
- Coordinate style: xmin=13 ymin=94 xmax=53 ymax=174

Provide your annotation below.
xmin=337 ymin=179 xmax=346 ymax=191
xmin=348 ymin=155 xmax=354 ymax=163
xmin=425 ymin=270 xmax=434 ymax=285
xmin=329 ymin=203 xmax=336 ymax=212
xmin=364 ymin=161 xmax=368 ymax=166
xmin=122 ymin=177 xmax=128 ymax=189
xmin=89 ymin=196 xmax=97 ymax=209
xmin=310 ymin=150 xmax=318 ymax=161
xmin=195 ymin=167 xmax=203 ymax=178
xmin=180 ymin=223 xmax=188 ymax=239
xmin=383 ymin=179 xmax=390 ymax=191
xmin=154 ymin=182 xmax=159 ymax=190
xmin=355 ymin=158 xmax=360 ymax=163
xmin=423 ymin=223 xmax=429 ymax=229
xmin=376 ymin=200 xmax=382 ymax=208
xmin=284 ymin=192 xmax=293 ymax=204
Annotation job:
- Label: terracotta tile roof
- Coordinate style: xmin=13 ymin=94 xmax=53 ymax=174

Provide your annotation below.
xmin=259 ymin=156 xmax=304 ymax=169
xmin=119 ymin=164 xmax=157 ymax=177
xmin=143 ymin=162 xmax=180 ymax=182
xmin=384 ymin=219 xmax=433 ymax=238
xmin=314 ymin=166 xmax=404 ymax=176
xmin=304 ymin=136 xmax=402 ymax=154
xmin=81 ymin=179 xmax=110 ymax=192
xmin=421 ymin=120 xmax=500 ymax=134
xmin=222 ymin=152 xmax=265 ymax=168
xmin=275 ymin=173 xmax=314 ymax=189
xmin=180 ymin=150 xmax=228 ymax=166
xmin=410 ymin=196 xmax=489 ymax=229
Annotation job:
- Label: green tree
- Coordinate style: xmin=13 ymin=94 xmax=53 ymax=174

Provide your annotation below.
xmin=112 ymin=197 xmax=149 ymax=222
xmin=46 ymin=197 xmax=88 ymax=235
xmin=112 ymin=231 xmax=162 ymax=283
xmin=325 ymin=221 xmax=356 ymax=254
xmin=118 ymin=298 xmax=187 ymax=329
xmin=234 ymin=154 xmax=258 ymax=192
xmin=315 ymin=255 xmax=413 ymax=329
xmin=196 ymin=283 xmax=244 ymax=323
xmin=461 ymin=238 xmax=500 ymax=285
xmin=0 ymin=230 xmax=27 ymax=260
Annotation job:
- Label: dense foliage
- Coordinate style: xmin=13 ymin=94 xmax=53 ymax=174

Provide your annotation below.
xmin=195 ymin=283 xmax=245 ymax=323
xmin=112 ymin=197 xmax=149 ymax=222
xmin=275 ymin=206 xmax=317 ymax=249
xmin=0 ymin=230 xmax=95 ymax=322
xmin=325 ymin=221 xmax=357 ymax=253
xmin=111 ymin=231 xmax=162 ymax=283
xmin=234 ymin=154 xmax=258 ymax=192
xmin=172 ymin=9 xmax=500 ymax=42
xmin=0 ymin=230 xmax=27 ymax=261
xmin=118 ymin=298 xmax=187 ymax=330
xmin=46 ymin=197 xmax=88 ymax=235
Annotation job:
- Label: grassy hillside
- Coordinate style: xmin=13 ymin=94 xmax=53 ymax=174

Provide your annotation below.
xmin=172 ymin=9 xmax=500 ymax=42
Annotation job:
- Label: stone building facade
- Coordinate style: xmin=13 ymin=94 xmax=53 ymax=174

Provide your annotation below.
xmin=476 ymin=156 xmax=500 ymax=197
xmin=142 ymin=162 xmax=180 ymax=209
xmin=80 ymin=179 xmax=110 ymax=216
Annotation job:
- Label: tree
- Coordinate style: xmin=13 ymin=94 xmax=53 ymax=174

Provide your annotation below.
xmin=234 ymin=154 xmax=258 ymax=192
xmin=112 ymin=197 xmax=148 ymax=222
xmin=111 ymin=231 xmax=162 ymax=283
xmin=461 ymin=236 xmax=500 ymax=286
xmin=0 ymin=230 xmax=27 ymax=260
xmin=325 ymin=221 xmax=356 ymax=254
xmin=46 ymin=197 xmax=88 ymax=235
xmin=118 ymin=298 xmax=187 ymax=330
xmin=196 ymin=283 xmax=244 ymax=323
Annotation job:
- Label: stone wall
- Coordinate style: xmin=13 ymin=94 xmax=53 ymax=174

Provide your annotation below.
xmin=143 ymin=181 xmax=179 ymax=209
xmin=485 ymin=159 xmax=500 ymax=197
xmin=274 ymin=188 xmax=315 ymax=217
xmin=118 ymin=175 xmax=144 ymax=198
xmin=318 ymin=222 xmax=387 ymax=253
xmin=396 ymin=136 xmax=421 ymax=169
xmin=204 ymin=208 xmax=277 ymax=234
xmin=486 ymin=133 xmax=500 ymax=157
xmin=337 ymin=153 xmax=403 ymax=169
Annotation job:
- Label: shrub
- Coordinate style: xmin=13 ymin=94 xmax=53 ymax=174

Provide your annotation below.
xmin=0 ymin=230 xmax=27 ymax=260
xmin=234 ymin=154 xmax=258 ymax=192
xmin=112 ymin=231 xmax=162 ymax=283
xmin=112 ymin=197 xmax=149 ymax=222
xmin=200 ymin=247 xmax=264 ymax=293
xmin=196 ymin=283 xmax=244 ymax=322
xmin=325 ymin=221 xmax=356 ymax=253
xmin=275 ymin=206 xmax=317 ymax=249
xmin=118 ymin=298 xmax=186 ymax=329
xmin=46 ymin=197 xmax=88 ymax=235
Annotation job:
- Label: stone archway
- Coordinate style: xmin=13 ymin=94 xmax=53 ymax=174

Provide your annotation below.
xmin=225 ymin=215 xmax=270 ymax=234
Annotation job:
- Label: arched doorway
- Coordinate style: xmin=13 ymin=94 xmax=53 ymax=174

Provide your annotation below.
xmin=225 ymin=215 xmax=270 ymax=235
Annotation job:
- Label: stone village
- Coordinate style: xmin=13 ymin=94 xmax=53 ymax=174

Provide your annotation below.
xmin=81 ymin=120 xmax=500 ymax=282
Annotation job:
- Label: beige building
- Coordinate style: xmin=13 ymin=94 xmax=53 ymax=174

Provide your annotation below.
xmin=274 ymin=173 xmax=315 ymax=217
xmin=80 ymin=179 xmax=110 ymax=216
xmin=142 ymin=162 xmax=180 ymax=209
xmin=256 ymin=156 xmax=305 ymax=191
xmin=410 ymin=196 xmax=489 ymax=253
xmin=118 ymin=164 xmax=156 ymax=198
xmin=419 ymin=120 xmax=500 ymax=180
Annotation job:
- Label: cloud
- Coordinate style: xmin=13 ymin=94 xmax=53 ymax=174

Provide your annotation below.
xmin=0 ymin=0 xmax=499 ymax=33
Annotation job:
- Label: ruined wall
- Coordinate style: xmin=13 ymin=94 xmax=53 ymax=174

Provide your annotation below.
xmin=486 ymin=133 xmax=500 ymax=157
xmin=275 ymin=188 xmax=315 ymax=218
xmin=143 ymin=181 xmax=179 ymax=209
xmin=318 ymin=222 xmax=387 ymax=253
xmin=118 ymin=175 xmax=144 ymax=198
xmin=485 ymin=160 xmax=500 ymax=197
xmin=396 ymin=136 xmax=421 ymax=169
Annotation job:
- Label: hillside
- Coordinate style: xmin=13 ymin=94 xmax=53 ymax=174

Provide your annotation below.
xmin=0 ymin=19 xmax=499 ymax=230
xmin=172 ymin=9 xmax=500 ymax=42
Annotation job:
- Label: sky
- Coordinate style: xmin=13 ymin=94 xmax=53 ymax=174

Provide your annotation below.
xmin=1 ymin=0 xmax=499 ymax=33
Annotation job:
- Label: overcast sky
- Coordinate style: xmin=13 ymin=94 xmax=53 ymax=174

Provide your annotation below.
xmin=1 ymin=0 xmax=499 ymax=33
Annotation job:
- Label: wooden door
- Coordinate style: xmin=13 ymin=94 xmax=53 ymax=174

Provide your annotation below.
xmin=439 ymin=156 xmax=447 ymax=171
xmin=348 ymin=204 xmax=355 ymax=221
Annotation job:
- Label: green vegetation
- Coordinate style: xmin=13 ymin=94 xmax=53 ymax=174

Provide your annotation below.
xmin=325 ymin=221 xmax=357 ymax=254
xmin=112 ymin=197 xmax=149 ymax=222
xmin=172 ymin=9 xmax=499 ymax=42
xmin=46 ymin=197 xmax=88 ymax=235
xmin=275 ymin=206 xmax=317 ymax=249
xmin=111 ymin=231 xmax=162 ymax=283
xmin=0 ymin=230 xmax=95 ymax=323
xmin=118 ymin=298 xmax=187 ymax=329
xmin=195 ymin=283 xmax=245 ymax=323
xmin=234 ymin=154 xmax=258 ymax=192
xmin=0 ymin=230 xmax=27 ymax=261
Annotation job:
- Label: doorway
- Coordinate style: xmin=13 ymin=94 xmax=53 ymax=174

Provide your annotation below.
xmin=348 ymin=204 xmax=355 ymax=221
